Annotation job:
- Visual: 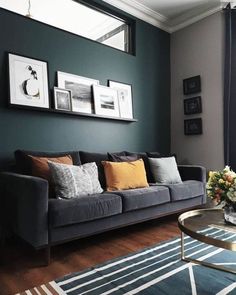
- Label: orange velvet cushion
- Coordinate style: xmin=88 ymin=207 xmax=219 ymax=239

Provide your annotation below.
xmin=102 ymin=159 xmax=149 ymax=191
xmin=29 ymin=155 xmax=73 ymax=182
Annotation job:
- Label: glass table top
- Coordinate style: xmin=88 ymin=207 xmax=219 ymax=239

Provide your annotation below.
xmin=178 ymin=209 xmax=236 ymax=251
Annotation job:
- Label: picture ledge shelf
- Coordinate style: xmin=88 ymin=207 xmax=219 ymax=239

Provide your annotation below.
xmin=9 ymin=104 xmax=138 ymax=122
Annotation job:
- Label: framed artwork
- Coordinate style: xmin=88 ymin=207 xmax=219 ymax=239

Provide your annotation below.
xmin=108 ymin=80 xmax=133 ymax=119
xmin=184 ymin=118 xmax=202 ymax=135
xmin=57 ymin=71 xmax=99 ymax=114
xmin=54 ymin=87 xmax=72 ymax=111
xmin=184 ymin=96 xmax=202 ymax=115
xmin=93 ymin=85 xmax=120 ymax=117
xmin=183 ymin=75 xmax=201 ymax=95
xmin=8 ymin=53 xmax=49 ymax=109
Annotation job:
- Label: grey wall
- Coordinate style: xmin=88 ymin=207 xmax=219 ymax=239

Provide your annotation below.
xmin=171 ymin=12 xmax=224 ymax=170
xmin=0 ymin=6 xmax=170 ymax=169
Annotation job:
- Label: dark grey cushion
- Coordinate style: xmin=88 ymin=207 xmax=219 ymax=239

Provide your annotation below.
xmin=79 ymin=151 xmax=108 ymax=189
xmin=108 ymin=153 xmax=138 ymax=162
xmin=49 ymin=193 xmax=122 ymax=227
xmin=111 ymin=186 xmax=170 ymax=212
xmin=163 ymin=180 xmax=205 ymax=201
xmin=107 ymin=151 xmax=127 ymax=161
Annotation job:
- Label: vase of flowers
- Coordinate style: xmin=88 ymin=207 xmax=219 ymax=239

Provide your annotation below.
xmin=206 ymin=166 xmax=236 ymax=224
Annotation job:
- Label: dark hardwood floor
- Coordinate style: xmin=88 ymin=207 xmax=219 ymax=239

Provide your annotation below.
xmin=0 ymin=215 xmax=180 ymax=295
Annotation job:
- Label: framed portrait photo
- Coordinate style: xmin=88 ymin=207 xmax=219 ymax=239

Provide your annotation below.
xmin=54 ymin=87 xmax=72 ymax=111
xmin=183 ymin=75 xmax=201 ymax=95
xmin=93 ymin=85 xmax=120 ymax=118
xmin=184 ymin=118 xmax=202 ymax=135
xmin=8 ymin=53 xmax=49 ymax=109
xmin=184 ymin=96 xmax=202 ymax=115
xmin=57 ymin=71 xmax=99 ymax=114
xmin=108 ymin=80 xmax=133 ymax=119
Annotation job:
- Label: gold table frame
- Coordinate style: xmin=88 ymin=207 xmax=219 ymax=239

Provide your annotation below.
xmin=178 ymin=209 xmax=236 ymax=274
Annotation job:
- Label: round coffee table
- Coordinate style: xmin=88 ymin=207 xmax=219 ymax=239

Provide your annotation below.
xmin=178 ymin=208 xmax=236 ymax=274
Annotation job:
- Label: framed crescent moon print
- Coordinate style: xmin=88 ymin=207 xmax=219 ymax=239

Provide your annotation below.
xmin=8 ymin=53 xmax=49 ymax=109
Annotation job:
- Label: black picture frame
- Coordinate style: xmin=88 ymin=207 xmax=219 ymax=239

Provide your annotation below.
xmin=183 ymin=75 xmax=201 ymax=95
xmin=184 ymin=96 xmax=202 ymax=115
xmin=184 ymin=118 xmax=202 ymax=135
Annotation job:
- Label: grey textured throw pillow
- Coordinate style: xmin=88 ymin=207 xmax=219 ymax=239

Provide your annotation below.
xmin=148 ymin=157 xmax=182 ymax=184
xmin=48 ymin=161 xmax=103 ymax=199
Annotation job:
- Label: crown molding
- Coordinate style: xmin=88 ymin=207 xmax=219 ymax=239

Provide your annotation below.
xmin=103 ymin=0 xmax=223 ymax=34
xmin=169 ymin=5 xmax=223 ymax=33
xmin=102 ymin=0 xmax=171 ymax=33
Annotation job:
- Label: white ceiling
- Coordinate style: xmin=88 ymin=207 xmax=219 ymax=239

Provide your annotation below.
xmin=103 ymin=0 xmax=230 ymax=32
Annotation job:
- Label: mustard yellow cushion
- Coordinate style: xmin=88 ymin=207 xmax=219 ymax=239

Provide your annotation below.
xmin=102 ymin=159 xmax=149 ymax=191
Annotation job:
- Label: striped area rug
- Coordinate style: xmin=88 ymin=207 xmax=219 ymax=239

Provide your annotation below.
xmin=18 ymin=227 xmax=236 ymax=295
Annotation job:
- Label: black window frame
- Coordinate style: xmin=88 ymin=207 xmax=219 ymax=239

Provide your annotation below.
xmin=74 ymin=0 xmax=136 ymax=55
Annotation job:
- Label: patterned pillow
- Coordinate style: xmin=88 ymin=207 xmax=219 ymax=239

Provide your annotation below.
xmin=48 ymin=161 xmax=103 ymax=199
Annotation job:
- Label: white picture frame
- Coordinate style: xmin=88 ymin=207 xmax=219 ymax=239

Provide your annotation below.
xmin=57 ymin=71 xmax=99 ymax=114
xmin=54 ymin=87 xmax=72 ymax=111
xmin=8 ymin=53 xmax=49 ymax=109
xmin=93 ymin=85 xmax=120 ymax=118
xmin=108 ymin=80 xmax=133 ymax=119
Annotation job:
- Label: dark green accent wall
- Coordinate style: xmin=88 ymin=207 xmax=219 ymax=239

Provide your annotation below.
xmin=0 ymin=5 xmax=170 ymax=169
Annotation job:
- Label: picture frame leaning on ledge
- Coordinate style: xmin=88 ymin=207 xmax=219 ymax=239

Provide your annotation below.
xmin=108 ymin=80 xmax=134 ymax=119
xmin=8 ymin=53 xmax=50 ymax=109
xmin=54 ymin=87 xmax=72 ymax=111
xmin=57 ymin=71 xmax=99 ymax=114
xmin=93 ymin=85 xmax=120 ymax=118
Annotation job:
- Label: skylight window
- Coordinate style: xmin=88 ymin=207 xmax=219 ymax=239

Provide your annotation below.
xmin=0 ymin=0 xmax=134 ymax=53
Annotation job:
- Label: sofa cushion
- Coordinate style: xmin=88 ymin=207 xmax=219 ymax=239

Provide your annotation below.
xmin=107 ymin=151 xmax=127 ymax=161
xmin=30 ymin=155 xmax=73 ymax=182
xmin=125 ymin=151 xmax=154 ymax=183
xmin=79 ymin=151 xmax=108 ymax=189
xmin=49 ymin=193 xmax=122 ymax=227
xmin=163 ymin=180 xmax=204 ymax=202
xmin=48 ymin=161 xmax=103 ymax=199
xmin=147 ymin=151 xmax=177 ymax=161
xmin=111 ymin=186 xmax=170 ymax=212
xmin=148 ymin=156 xmax=182 ymax=184
xmin=15 ymin=149 xmax=81 ymax=175
xmin=102 ymin=159 xmax=149 ymax=191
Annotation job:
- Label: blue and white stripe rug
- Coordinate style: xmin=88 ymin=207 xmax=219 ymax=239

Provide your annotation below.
xmin=19 ymin=227 xmax=236 ymax=295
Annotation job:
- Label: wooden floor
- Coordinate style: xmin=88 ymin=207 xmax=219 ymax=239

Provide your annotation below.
xmin=0 ymin=215 xmax=180 ymax=295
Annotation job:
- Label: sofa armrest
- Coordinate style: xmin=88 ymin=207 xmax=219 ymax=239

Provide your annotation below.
xmin=0 ymin=172 xmax=49 ymax=248
xmin=178 ymin=165 xmax=206 ymax=183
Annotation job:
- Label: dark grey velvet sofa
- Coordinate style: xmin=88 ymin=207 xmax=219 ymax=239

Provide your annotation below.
xmin=0 ymin=150 xmax=206 ymax=263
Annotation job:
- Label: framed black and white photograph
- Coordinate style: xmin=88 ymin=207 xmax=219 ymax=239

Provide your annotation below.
xmin=184 ymin=96 xmax=202 ymax=115
xmin=108 ymin=80 xmax=133 ymax=119
xmin=54 ymin=87 xmax=72 ymax=111
xmin=8 ymin=53 xmax=49 ymax=109
xmin=57 ymin=71 xmax=99 ymax=114
xmin=183 ymin=75 xmax=201 ymax=95
xmin=184 ymin=118 xmax=202 ymax=135
xmin=93 ymin=85 xmax=120 ymax=117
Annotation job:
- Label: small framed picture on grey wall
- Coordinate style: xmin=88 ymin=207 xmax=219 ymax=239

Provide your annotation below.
xmin=184 ymin=118 xmax=202 ymax=135
xmin=184 ymin=96 xmax=202 ymax=115
xmin=183 ymin=75 xmax=201 ymax=95
xmin=8 ymin=53 xmax=50 ymax=109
